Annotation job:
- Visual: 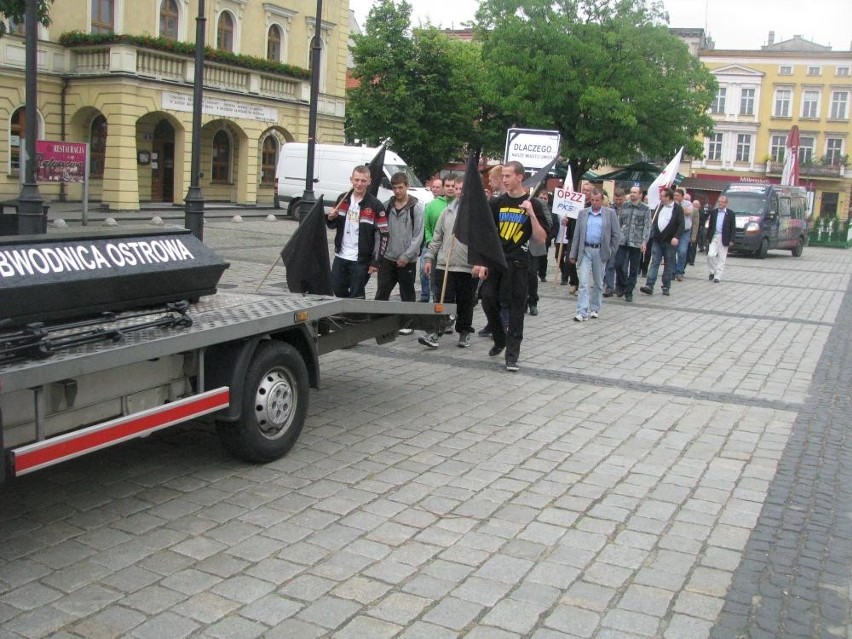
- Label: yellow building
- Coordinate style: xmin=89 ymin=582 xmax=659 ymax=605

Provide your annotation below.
xmin=0 ymin=0 xmax=350 ymax=210
xmin=691 ymin=35 xmax=851 ymax=219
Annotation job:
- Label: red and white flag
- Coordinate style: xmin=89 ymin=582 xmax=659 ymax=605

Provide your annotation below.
xmin=647 ymin=147 xmax=683 ymax=210
xmin=781 ymin=125 xmax=800 ymax=186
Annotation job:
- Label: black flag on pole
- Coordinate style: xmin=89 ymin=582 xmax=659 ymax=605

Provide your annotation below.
xmin=280 ymin=195 xmax=332 ymax=295
xmin=522 ymin=157 xmax=557 ymax=192
xmin=367 ymin=143 xmax=387 ymax=197
xmin=454 ymin=151 xmax=507 ymax=273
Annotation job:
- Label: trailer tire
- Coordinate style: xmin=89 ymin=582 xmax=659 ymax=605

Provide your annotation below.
xmin=216 ymin=341 xmax=309 ymax=463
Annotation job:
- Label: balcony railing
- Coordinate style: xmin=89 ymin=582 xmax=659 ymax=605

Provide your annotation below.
xmin=764 ymin=161 xmax=847 ymax=178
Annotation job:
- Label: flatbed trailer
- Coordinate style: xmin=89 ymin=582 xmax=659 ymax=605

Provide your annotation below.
xmin=0 ymin=291 xmax=454 ymax=482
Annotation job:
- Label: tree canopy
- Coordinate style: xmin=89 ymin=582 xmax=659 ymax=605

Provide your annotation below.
xmin=474 ymin=0 xmax=717 ymax=186
xmin=0 ymin=0 xmax=53 ymax=37
xmin=346 ymin=0 xmax=486 ymax=179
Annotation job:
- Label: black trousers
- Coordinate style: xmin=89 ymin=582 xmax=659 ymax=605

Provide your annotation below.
xmin=556 ymin=242 xmax=578 ymax=286
xmin=528 ymin=255 xmax=544 ymax=305
xmin=435 ymin=269 xmax=475 ymax=334
xmin=481 ymin=260 xmax=529 ymax=363
xmin=375 ymin=257 xmax=416 ymax=302
xmin=614 ymin=245 xmax=642 ymax=295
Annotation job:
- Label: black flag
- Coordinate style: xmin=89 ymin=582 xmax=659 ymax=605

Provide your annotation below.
xmin=280 ymin=195 xmax=332 ymax=295
xmin=367 ymin=143 xmax=387 ymax=197
xmin=522 ymin=157 xmax=557 ymax=192
xmin=454 ymin=151 xmax=507 ymax=273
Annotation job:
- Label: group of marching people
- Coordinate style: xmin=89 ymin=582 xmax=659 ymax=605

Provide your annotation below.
xmin=326 ymin=161 xmax=736 ymax=373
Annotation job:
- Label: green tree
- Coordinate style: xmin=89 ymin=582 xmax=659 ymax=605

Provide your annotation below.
xmin=347 ymin=0 xmax=484 ymax=179
xmin=0 ymin=0 xmax=53 ymax=37
xmin=475 ymin=0 xmax=716 ymax=186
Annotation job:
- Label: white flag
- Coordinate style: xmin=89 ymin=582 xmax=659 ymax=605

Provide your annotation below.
xmin=647 ymin=147 xmax=683 ymax=210
xmin=563 ymin=164 xmax=575 ymax=191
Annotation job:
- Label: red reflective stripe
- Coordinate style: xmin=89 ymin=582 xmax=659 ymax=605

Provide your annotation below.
xmin=12 ymin=387 xmax=230 ymax=475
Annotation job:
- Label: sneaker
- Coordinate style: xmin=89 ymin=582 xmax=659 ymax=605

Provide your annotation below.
xmin=615 ymin=287 xmax=625 ymax=298
xmin=714 ymin=278 xmax=720 ymax=283
xmin=708 ymin=273 xmax=715 ymax=281
xmin=528 ymin=305 xmax=539 ymax=316
xmin=640 ymin=286 xmax=653 ymax=295
xmin=624 ymin=293 xmax=633 ymax=303
xmin=675 ymin=274 xmax=684 ymax=282
xmin=457 ymin=332 xmax=471 ymax=348
xmin=539 ymin=275 xmax=547 ymax=282
xmin=590 ymin=310 xmax=599 ymax=319
xmin=560 ymin=280 xmax=568 ymax=286
xmin=506 ymin=359 xmax=519 ymax=372
xmin=569 ymin=285 xmax=578 ymax=295
xmin=603 ymin=288 xmax=614 ymax=298
xmin=662 ymin=288 xmax=670 ymax=296
xmin=489 ymin=345 xmax=505 ymax=357
xmin=478 ymin=327 xmax=492 ymax=337
xmin=418 ymin=333 xmax=439 ymax=349
xmin=573 ymin=314 xmax=586 ymax=322
xmin=398 ymin=328 xmax=413 ymax=335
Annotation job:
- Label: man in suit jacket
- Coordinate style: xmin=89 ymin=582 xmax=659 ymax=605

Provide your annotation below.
xmin=569 ymin=188 xmax=622 ymax=321
xmin=707 ymin=194 xmax=736 ymax=283
xmin=640 ymin=187 xmax=684 ymax=297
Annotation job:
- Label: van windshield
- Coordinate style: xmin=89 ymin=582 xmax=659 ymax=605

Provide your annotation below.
xmin=724 ymin=193 xmax=766 ymax=216
xmin=386 ymin=164 xmax=424 ymax=188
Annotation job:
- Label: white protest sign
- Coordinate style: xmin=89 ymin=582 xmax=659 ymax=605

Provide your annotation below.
xmin=504 ymin=128 xmax=561 ymax=170
xmin=552 ymin=187 xmax=584 ymax=242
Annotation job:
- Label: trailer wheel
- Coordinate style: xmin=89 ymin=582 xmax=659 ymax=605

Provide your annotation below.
xmin=216 ymin=341 xmax=309 ymax=463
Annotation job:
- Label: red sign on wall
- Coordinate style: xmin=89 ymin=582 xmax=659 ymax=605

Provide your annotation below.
xmin=35 ymin=141 xmax=88 ymax=183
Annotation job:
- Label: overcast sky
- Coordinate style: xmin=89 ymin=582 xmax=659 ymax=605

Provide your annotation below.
xmin=348 ymin=0 xmax=852 ymax=51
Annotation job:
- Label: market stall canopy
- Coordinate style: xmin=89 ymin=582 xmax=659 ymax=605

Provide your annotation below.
xmin=595 ymin=161 xmax=685 ymax=186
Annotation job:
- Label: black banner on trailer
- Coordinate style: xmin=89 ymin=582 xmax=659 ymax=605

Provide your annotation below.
xmin=0 ymin=227 xmax=229 ymax=327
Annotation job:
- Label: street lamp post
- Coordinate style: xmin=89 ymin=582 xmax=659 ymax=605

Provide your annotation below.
xmin=184 ymin=0 xmax=207 ymax=240
xmin=298 ymin=0 xmax=324 ymax=223
xmin=17 ymin=0 xmax=45 ymax=235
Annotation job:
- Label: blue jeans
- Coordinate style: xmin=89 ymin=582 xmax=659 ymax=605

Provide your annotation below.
xmin=674 ymin=230 xmax=691 ymax=276
xmin=615 ymin=245 xmax=642 ymax=295
xmin=331 ymin=257 xmax=369 ymax=298
xmin=604 ymin=254 xmax=616 ymax=291
xmin=645 ymin=240 xmax=675 ymax=291
xmin=577 ymin=246 xmax=603 ymax=317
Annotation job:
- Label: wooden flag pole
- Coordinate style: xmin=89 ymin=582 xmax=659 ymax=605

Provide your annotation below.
xmin=439 ymin=234 xmax=457 ymax=304
xmin=255 ymin=255 xmax=281 ymax=293
xmin=554 ymin=241 xmax=565 ymax=288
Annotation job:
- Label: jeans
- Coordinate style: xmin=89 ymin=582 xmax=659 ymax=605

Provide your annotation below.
xmin=576 ymin=246 xmax=603 ymax=316
xmin=674 ymin=230 xmax=691 ymax=276
xmin=331 ymin=257 xmax=369 ymax=298
xmin=645 ymin=239 xmax=675 ymax=291
xmin=481 ymin=259 xmax=529 ymax=363
xmin=435 ymin=269 xmax=475 ymax=334
xmin=375 ymin=257 xmax=416 ymax=301
xmin=604 ymin=254 xmax=616 ymax=291
xmin=418 ymin=246 xmax=431 ymax=302
xmin=615 ymin=245 xmax=642 ymax=295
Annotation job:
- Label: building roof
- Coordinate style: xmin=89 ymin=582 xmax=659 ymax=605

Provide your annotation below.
xmin=762 ymin=35 xmax=832 ymax=52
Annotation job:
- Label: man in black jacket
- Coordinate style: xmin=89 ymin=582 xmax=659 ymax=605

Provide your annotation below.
xmin=640 ymin=187 xmax=684 ymax=297
xmin=707 ymin=195 xmax=736 ymax=283
xmin=326 ymin=166 xmax=388 ymax=298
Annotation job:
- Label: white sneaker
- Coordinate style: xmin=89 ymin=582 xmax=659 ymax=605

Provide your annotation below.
xmin=398 ymin=328 xmax=413 ymax=335
xmin=589 ymin=310 xmax=599 ymax=319
xmin=573 ymin=314 xmax=586 ymax=322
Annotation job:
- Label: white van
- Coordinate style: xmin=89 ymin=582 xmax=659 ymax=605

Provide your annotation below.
xmin=275 ymin=144 xmax=432 ymax=217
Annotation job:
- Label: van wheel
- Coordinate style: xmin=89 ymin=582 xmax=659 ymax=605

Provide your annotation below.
xmin=216 ymin=342 xmax=309 ymax=463
xmin=791 ymin=237 xmax=804 ymax=257
xmin=756 ymin=238 xmax=768 ymax=259
xmin=287 ymin=198 xmax=301 ymax=220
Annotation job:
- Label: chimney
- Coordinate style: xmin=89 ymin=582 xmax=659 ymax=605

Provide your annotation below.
xmin=768 ymin=31 xmax=775 ymax=45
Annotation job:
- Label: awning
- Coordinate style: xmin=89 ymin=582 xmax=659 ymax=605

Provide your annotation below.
xmin=680 ymin=177 xmax=728 ymax=192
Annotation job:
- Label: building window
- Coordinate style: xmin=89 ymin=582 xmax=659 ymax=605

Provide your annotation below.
xmin=711 ymin=88 xmax=726 ymax=114
xmin=779 ymin=65 xmax=793 ymax=75
xmin=211 ymin=130 xmax=231 ymax=183
xmin=8 ymin=15 xmax=25 ymax=35
xmin=90 ymin=115 xmax=108 ymax=178
xmin=838 ymin=67 xmax=851 ymax=77
xmin=825 ymin=138 xmax=844 ymax=165
xmin=736 ymin=134 xmax=751 ymax=162
xmin=807 ymin=66 xmax=821 ymax=76
xmin=801 ymin=90 xmax=820 ymax=119
xmin=92 ymin=0 xmax=114 ymax=33
xmin=261 ymin=136 xmax=278 ymax=185
xmin=267 ymin=25 xmax=282 ymax=61
xmin=830 ymin=91 xmax=849 ymax=120
xmin=798 ymin=137 xmax=814 ymax=164
xmin=217 ymin=11 xmax=234 ymax=52
xmin=10 ymin=107 xmax=25 ymax=173
xmin=707 ymin=133 xmax=723 ymax=161
xmin=739 ymin=88 xmax=755 ymax=115
xmin=770 ymin=134 xmax=787 ymax=162
xmin=159 ymin=0 xmax=179 ymax=40
xmin=774 ymin=89 xmax=792 ymax=117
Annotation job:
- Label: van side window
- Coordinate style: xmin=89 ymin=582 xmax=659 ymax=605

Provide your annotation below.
xmin=779 ymin=198 xmax=791 ymax=218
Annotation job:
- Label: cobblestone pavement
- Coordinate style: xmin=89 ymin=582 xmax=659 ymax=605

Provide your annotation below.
xmin=1 ymin=218 xmax=850 ymax=638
